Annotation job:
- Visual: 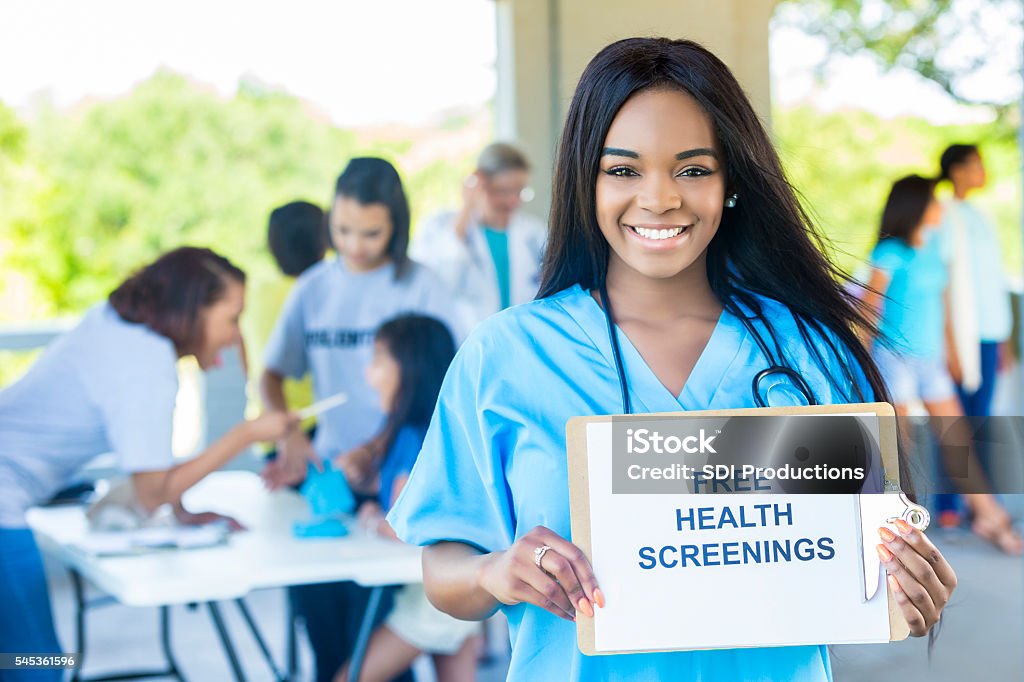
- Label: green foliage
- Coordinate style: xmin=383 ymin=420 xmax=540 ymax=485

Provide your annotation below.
xmin=4 ymin=72 xmax=358 ymax=314
xmin=775 ymin=0 xmax=1021 ymax=117
xmin=0 ymin=101 xmax=27 ymax=160
xmin=1 ymin=72 xmax=1018 ymax=333
xmin=0 ymin=72 xmax=479 ymax=324
xmin=775 ymin=105 xmax=1021 ymax=277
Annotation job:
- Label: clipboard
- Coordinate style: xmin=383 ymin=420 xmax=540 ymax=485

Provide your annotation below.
xmin=566 ymin=401 xmax=924 ymax=655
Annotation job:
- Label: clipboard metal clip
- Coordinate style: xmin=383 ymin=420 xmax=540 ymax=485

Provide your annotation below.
xmin=857 ymin=493 xmax=930 ymax=602
xmin=886 ymin=494 xmax=930 ymax=531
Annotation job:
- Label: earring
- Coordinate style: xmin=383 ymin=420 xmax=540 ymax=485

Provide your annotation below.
xmin=725 ymin=193 xmax=739 ymax=208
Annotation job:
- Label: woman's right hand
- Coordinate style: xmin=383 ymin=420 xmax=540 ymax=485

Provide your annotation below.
xmin=455 ymin=174 xmax=485 ymax=241
xmin=245 ymin=410 xmax=299 ymax=443
xmin=476 ymin=526 xmax=604 ymax=622
xmin=260 ymin=426 xmax=316 ymax=490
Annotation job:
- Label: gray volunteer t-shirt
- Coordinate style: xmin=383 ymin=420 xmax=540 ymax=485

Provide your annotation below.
xmin=0 ymin=303 xmax=178 ymax=527
xmin=263 ymin=257 xmax=458 ymax=461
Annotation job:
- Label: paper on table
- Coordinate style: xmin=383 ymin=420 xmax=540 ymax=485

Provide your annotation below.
xmin=297 ymin=392 xmax=349 ymax=421
xmin=70 ymin=524 xmax=229 ymax=556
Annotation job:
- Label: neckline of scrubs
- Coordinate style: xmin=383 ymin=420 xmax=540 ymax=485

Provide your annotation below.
xmin=563 ymin=285 xmax=747 ymax=413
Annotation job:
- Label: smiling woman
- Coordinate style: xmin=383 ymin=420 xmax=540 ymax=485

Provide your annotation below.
xmin=385 ymin=37 xmax=957 ymax=681
xmin=0 ymin=246 xmax=300 ymax=672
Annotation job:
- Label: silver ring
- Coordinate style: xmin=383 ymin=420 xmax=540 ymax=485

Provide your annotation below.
xmin=534 ymin=545 xmax=552 ymax=568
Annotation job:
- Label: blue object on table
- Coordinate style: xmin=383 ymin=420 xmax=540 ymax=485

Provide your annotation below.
xmin=292 ymin=461 xmax=355 ymax=538
xmin=292 ymin=517 xmax=350 ymax=538
xmin=300 ymin=460 xmax=356 ymax=516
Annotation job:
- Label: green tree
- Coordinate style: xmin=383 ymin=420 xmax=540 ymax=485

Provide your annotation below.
xmin=775 ymin=105 xmax=1021 ymax=277
xmin=5 ymin=72 xmax=365 ymax=314
xmin=775 ymin=0 xmax=1021 ymax=119
xmin=1 ymin=72 xmax=483 ymax=323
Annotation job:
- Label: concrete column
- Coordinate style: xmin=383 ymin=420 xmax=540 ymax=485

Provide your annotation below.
xmin=494 ymin=0 xmax=560 ymax=222
xmin=495 ymin=0 xmax=778 ymax=221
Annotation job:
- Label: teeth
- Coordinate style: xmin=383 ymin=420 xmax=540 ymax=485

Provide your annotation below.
xmin=633 ymin=226 xmax=684 ymax=240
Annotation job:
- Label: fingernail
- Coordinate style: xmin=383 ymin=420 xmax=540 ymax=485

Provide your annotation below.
xmin=887 ymin=574 xmax=902 ymax=593
xmin=593 ymin=588 xmax=606 ymax=609
xmin=894 ymin=518 xmax=913 ymax=535
xmin=878 ymin=526 xmax=896 ymax=542
xmin=577 ymin=597 xmax=594 ymax=618
xmin=876 ymin=544 xmax=893 ymax=563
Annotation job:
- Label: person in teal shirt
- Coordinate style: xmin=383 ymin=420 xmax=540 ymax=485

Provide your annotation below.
xmin=387 ymin=38 xmax=956 ymax=681
xmin=867 ymin=176 xmax=950 ymax=364
xmin=863 ymin=175 xmax=1022 ymax=555
xmin=480 ymin=224 xmax=512 ymax=309
xmin=411 ymin=143 xmax=547 ymax=332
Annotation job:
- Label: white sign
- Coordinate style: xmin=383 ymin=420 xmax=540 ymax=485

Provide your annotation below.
xmin=584 ymin=420 xmax=892 ymax=653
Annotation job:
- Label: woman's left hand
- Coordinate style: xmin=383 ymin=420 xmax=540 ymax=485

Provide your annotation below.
xmin=175 ymin=508 xmax=245 ymax=532
xmin=878 ymin=519 xmax=957 ymax=636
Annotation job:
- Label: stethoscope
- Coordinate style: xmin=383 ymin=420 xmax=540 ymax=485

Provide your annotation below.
xmin=598 ymin=282 xmax=819 ymax=413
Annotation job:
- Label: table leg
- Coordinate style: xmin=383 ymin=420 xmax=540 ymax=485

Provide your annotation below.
xmin=347 ymin=586 xmax=384 ymax=682
xmin=285 ymin=597 xmax=298 ymax=681
xmin=206 ymin=602 xmax=246 ymax=682
xmin=234 ymin=598 xmax=287 ymax=682
xmin=70 ymin=570 xmax=87 ymax=682
xmin=159 ymin=606 xmax=186 ymax=682
xmin=68 ymin=570 xmax=184 ymax=682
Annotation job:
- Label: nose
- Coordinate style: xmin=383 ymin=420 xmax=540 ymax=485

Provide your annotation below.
xmin=636 ymin=173 xmax=683 ymax=214
xmin=340 ymin=236 xmax=360 ymax=257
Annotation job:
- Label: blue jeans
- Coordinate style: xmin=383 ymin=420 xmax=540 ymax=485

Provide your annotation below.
xmin=937 ymin=341 xmax=1000 ymax=511
xmin=0 ymin=527 xmax=62 ymax=682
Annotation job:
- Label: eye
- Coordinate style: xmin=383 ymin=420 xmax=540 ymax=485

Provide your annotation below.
xmin=604 ymin=166 xmax=638 ymax=178
xmin=678 ymin=166 xmax=713 ymax=178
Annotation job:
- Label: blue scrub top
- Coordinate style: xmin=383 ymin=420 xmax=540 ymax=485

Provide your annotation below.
xmin=389 ymin=285 xmax=873 ymax=681
xmin=870 ymin=235 xmax=948 ymax=358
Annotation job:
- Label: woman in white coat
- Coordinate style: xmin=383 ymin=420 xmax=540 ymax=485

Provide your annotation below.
xmin=410 ymin=142 xmax=547 ymax=331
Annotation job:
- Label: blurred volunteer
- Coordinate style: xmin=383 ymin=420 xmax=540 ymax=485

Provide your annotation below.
xmin=0 ymin=247 xmax=297 ymax=675
xmin=410 ymin=142 xmax=547 ymax=331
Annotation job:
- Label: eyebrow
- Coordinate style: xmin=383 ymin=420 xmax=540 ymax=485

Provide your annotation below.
xmin=601 ymin=147 xmax=718 ymax=161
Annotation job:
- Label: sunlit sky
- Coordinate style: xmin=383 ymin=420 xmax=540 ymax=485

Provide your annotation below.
xmin=0 ymin=0 xmax=1018 ymax=126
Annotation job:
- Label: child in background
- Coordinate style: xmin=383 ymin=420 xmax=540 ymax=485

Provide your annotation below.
xmin=243 ymin=200 xmax=327 ymax=436
xmin=260 ymin=158 xmax=458 ymax=682
xmin=335 ymin=314 xmax=478 ymax=682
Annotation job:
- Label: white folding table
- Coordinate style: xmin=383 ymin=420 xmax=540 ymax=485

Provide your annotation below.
xmin=28 ymin=471 xmax=422 ymax=682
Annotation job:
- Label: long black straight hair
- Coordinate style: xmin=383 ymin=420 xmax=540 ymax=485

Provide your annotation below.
xmin=373 ymin=314 xmax=457 ymax=455
xmin=540 ymin=37 xmax=907 ymax=484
